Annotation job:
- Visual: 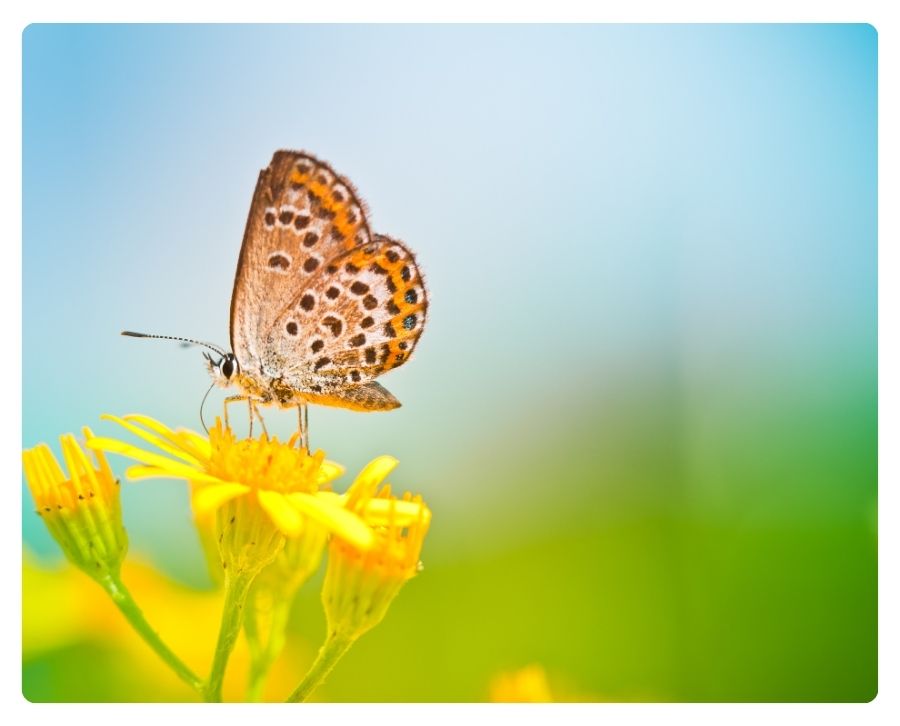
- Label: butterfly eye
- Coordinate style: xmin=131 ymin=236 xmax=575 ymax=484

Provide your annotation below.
xmin=221 ymin=356 xmax=236 ymax=379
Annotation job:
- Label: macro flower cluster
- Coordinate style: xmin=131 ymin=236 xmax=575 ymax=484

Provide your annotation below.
xmin=22 ymin=414 xmax=432 ymax=702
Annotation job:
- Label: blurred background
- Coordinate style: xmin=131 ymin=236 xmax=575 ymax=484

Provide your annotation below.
xmin=22 ymin=24 xmax=876 ymax=701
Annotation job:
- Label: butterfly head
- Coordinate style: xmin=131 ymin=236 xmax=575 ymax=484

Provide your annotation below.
xmin=204 ymin=351 xmax=239 ymax=388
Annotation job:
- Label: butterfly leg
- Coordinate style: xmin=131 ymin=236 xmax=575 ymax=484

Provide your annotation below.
xmin=296 ymin=401 xmax=309 ymax=451
xmin=249 ymin=399 xmax=268 ymax=438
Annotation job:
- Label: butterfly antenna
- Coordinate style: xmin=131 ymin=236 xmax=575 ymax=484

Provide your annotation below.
xmin=199 ymin=381 xmax=215 ymax=434
xmin=121 ymin=330 xmax=227 ymax=358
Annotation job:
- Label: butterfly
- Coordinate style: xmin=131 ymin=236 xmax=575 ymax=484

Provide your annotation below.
xmin=125 ymin=151 xmax=427 ymax=446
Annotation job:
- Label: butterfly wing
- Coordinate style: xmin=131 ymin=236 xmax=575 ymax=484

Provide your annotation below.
xmin=231 ymin=151 xmax=427 ymax=411
xmin=230 ymin=150 xmax=375 ymax=373
xmin=267 ymin=234 xmax=427 ymax=406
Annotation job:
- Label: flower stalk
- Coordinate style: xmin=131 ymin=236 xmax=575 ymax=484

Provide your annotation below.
xmin=101 ymin=572 xmax=205 ymax=694
xmin=244 ymin=589 xmax=292 ymax=701
xmin=286 ymin=632 xmax=355 ymax=703
xmin=23 ymin=432 xmax=203 ymax=696
xmin=204 ymin=569 xmax=257 ymax=702
xmin=243 ymin=518 xmax=328 ymax=700
xmin=203 ymin=490 xmax=286 ymax=701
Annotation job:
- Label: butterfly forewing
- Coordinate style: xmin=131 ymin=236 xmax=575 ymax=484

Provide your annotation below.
xmin=230 ymin=151 xmax=427 ymax=411
xmin=230 ymin=151 xmax=373 ymax=372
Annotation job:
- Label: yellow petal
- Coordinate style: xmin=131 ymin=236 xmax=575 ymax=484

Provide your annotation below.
xmin=125 ymin=465 xmax=203 ymax=482
xmin=288 ymin=492 xmax=374 ymax=550
xmin=191 ymin=483 xmax=251 ymax=517
xmin=87 ymin=436 xmax=217 ymax=482
xmin=348 ymin=456 xmax=399 ymax=499
xmin=69 ymin=434 xmax=102 ymax=492
xmin=83 ymin=427 xmax=115 ymax=482
xmin=362 ymin=497 xmax=432 ymax=528
xmin=22 ymin=450 xmax=43 ymax=498
xmin=102 ymin=414 xmax=201 ymax=467
xmin=29 ymin=446 xmax=61 ymax=498
xmin=35 ymin=443 xmax=67 ymax=483
xmin=120 ymin=414 xmax=192 ymax=441
xmin=317 ymin=460 xmax=345 ymax=486
xmin=257 ymin=490 xmax=303 ymax=536
xmin=117 ymin=414 xmax=211 ymax=461
xmin=59 ymin=435 xmax=84 ymax=491
xmin=315 ymin=491 xmax=346 ymax=507
xmin=177 ymin=430 xmax=212 ymax=460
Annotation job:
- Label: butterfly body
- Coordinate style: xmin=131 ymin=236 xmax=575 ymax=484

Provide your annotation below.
xmin=215 ymin=150 xmax=426 ymax=416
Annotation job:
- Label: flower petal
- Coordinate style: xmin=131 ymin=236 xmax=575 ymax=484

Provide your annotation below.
xmin=37 ymin=443 xmax=67 ymax=483
xmin=348 ymin=456 xmax=399 ymax=500
xmin=288 ymin=492 xmax=374 ymax=550
xmin=83 ymin=427 xmax=115 ymax=482
xmin=257 ymin=489 xmax=303 ymax=536
xmin=102 ymin=414 xmax=201 ymax=467
xmin=315 ymin=491 xmax=346 ymax=507
xmin=192 ymin=483 xmax=251 ymax=517
xmin=30 ymin=445 xmax=63 ymax=494
xmin=59 ymin=435 xmax=85 ymax=491
xmin=125 ymin=413 xmax=212 ymax=460
xmin=125 ymin=465 xmax=202 ymax=482
xmin=362 ymin=497 xmax=432 ymax=528
xmin=317 ymin=460 xmax=345 ymax=487
xmin=22 ymin=450 xmax=44 ymax=498
xmin=87 ymin=436 xmax=221 ymax=483
xmin=67 ymin=434 xmax=100 ymax=492
xmin=177 ymin=430 xmax=212 ymax=460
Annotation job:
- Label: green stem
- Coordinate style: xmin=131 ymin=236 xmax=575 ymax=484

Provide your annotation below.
xmin=245 ymin=596 xmax=291 ymax=702
xmin=285 ymin=632 xmax=355 ymax=703
xmin=243 ymin=592 xmax=266 ymax=702
xmin=246 ymin=665 xmax=266 ymax=703
xmin=101 ymin=573 xmax=204 ymax=695
xmin=204 ymin=570 xmax=255 ymax=702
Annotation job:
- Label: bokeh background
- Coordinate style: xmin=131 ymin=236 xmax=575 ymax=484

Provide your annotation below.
xmin=22 ymin=24 xmax=877 ymax=702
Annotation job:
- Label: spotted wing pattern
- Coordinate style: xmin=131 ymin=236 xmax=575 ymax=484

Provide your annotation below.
xmin=230 ymin=151 xmax=374 ymax=372
xmin=230 ymin=151 xmax=427 ymax=411
xmin=268 ymin=234 xmax=427 ymax=403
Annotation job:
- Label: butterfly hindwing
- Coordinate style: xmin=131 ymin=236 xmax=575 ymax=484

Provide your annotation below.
xmin=267 ymin=234 xmax=428 ymax=396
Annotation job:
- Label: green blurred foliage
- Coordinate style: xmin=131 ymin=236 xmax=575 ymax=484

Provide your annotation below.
xmin=24 ymin=371 xmax=876 ymax=702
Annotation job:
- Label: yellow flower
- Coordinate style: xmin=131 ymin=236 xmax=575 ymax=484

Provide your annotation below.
xmin=87 ymin=415 xmax=375 ymax=574
xmin=22 ymin=551 xmax=309 ymax=702
xmin=23 ymin=430 xmax=128 ymax=582
xmin=489 ymin=665 xmax=554 ymax=703
xmin=286 ymin=456 xmax=432 ymax=702
xmin=321 ymin=456 xmax=432 ymax=639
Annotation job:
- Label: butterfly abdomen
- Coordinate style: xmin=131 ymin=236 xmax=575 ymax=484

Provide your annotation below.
xmin=304 ymin=382 xmax=401 ymax=412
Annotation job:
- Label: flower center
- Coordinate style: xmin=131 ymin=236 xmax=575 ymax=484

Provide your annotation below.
xmin=207 ymin=425 xmax=326 ymax=495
